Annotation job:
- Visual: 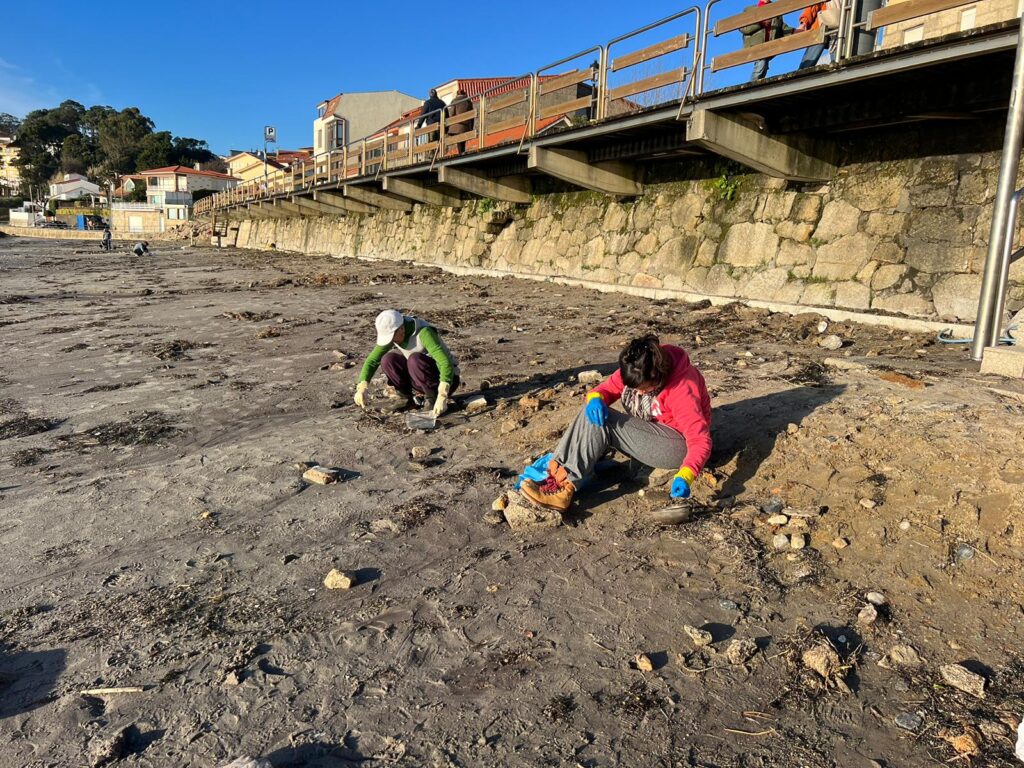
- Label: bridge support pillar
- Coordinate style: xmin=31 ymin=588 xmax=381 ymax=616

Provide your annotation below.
xmin=314 ymin=190 xmax=373 ymax=215
xmin=527 ymin=147 xmax=642 ymax=198
xmin=382 ymin=176 xmax=463 ymax=207
xmin=343 ymin=184 xmax=413 ymax=211
xmin=437 ymin=166 xmax=532 ymax=204
xmin=687 ymin=108 xmax=835 ymax=182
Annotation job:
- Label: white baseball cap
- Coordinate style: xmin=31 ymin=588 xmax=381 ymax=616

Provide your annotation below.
xmin=375 ymin=309 xmax=404 ymax=346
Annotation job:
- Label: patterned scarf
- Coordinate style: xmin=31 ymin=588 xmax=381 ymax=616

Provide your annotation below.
xmin=621 ymin=386 xmax=663 ymax=421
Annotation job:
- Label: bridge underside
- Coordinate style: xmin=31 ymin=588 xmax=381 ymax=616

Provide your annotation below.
xmin=209 ymin=23 xmax=1017 ymax=220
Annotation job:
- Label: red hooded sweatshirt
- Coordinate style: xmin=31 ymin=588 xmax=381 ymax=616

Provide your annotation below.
xmin=589 ymin=344 xmax=712 ymax=477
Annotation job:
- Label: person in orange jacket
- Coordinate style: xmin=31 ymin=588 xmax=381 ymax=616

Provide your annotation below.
xmin=798 ymin=1 xmax=836 ymax=69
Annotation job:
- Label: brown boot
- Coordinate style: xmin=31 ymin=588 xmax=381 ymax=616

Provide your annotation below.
xmin=520 ymin=473 xmax=576 ymax=513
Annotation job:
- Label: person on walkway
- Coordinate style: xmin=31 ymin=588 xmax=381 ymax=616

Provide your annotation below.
xmin=520 ymin=335 xmax=712 ymax=513
xmin=354 ymin=309 xmax=461 ymax=418
xmin=798 ymin=1 xmax=838 ymax=69
xmin=446 ymin=88 xmax=474 ymax=154
xmin=416 ymin=89 xmax=447 ymax=143
xmin=740 ymin=0 xmax=793 ymax=81
xmin=101 ymin=227 xmax=112 ymax=252
xmin=132 ymin=241 xmax=149 ymax=257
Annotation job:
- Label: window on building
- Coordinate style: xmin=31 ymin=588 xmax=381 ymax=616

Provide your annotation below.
xmin=334 ymin=119 xmax=346 ymax=149
xmin=959 ymin=6 xmax=977 ymax=30
xmin=903 ymin=24 xmax=924 ymax=44
xmin=318 ymin=105 xmax=327 ymax=118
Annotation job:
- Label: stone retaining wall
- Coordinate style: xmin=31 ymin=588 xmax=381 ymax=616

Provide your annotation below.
xmin=234 ymin=117 xmax=1018 ymax=323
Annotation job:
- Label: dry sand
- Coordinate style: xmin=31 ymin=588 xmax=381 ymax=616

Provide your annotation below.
xmin=1 ymin=236 xmax=1022 ymax=767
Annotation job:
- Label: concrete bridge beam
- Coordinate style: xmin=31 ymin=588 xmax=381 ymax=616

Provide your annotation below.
xmin=343 ymin=184 xmax=413 ymax=211
xmin=527 ymin=147 xmax=643 ymax=198
xmin=381 ymin=176 xmax=463 ymax=208
xmin=437 ymin=166 xmax=532 ymax=204
xmin=274 ymin=199 xmax=312 ymax=217
xmin=314 ymin=189 xmax=374 ymax=215
xmin=686 ymin=108 xmax=835 ymax=182
xmin=250 ymin=202 xmax=287 ymax=219
xmin=291 ymin=195 xmax=348 ymax=216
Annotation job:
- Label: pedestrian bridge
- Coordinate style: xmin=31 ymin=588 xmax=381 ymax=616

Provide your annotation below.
xmin=195 ymin=0 xmax=1019 ymax=219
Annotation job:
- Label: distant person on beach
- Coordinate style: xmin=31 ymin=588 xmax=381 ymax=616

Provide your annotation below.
xmin=132 ymin=241 xmax=150 ymax=257
xmin=518 ymin=335 xmax=711 ymax=517
xmin=740 ymin=0 xmax=794 ymax=81
xmin=416 ymin=89 xmax=447 ymax=143
xmin=354 ymin=310 xmax=461 ymax=418
xmin=446 ymin=87 xmax=474 ymax=154
xmin=101 ymin=227 xmax=112 ymax=252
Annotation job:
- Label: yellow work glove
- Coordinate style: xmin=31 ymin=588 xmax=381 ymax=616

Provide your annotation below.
xmin=432 ymin=381 xmax=451 ymax=418
xmin=354 ymin=381 xmax=368 ymax=409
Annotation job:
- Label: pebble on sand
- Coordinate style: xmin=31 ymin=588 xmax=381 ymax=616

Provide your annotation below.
xmin=857 ymin=603 xmax=879 ymax=627
xmin=491 ymin=494 xmax=508 ymax=511
xmin=895 ymin=712 xmax=923 ymax=731
xmin=790 ymin=533 xmax=807 ymax=550
xmin=725 ymin=638 xmax=758 ymax=665
xmin=410 ymin=446 xmax=431 ymax=460
xmin=465 ymin=396 xmax=489 ymax=413
xmin=577 ymin=370 xmax=603 ymax=385
xmin=819 ymin=334 xmax=844 ymax=351
xmin=940 ymin=663 xmax=986 ymax=699
xmin=323 ymin=569 xmax=356 ymax=590
xmin=683 ymin=624 xmax=713 ymax=647
xmin=303 ymin=466 xmax=340 ymax=485
xmin=772 ymin=533 xmax=790 ymax=550
xmin=866 ymin=591 xmax=887 ymax=606
xmin=90 ymin=726 xmax=130 ymax=768
xmin=504 ymin=494 xmax=562 ymax=531
xmin=832 ymin=537 xmax=850 ymax=549
xmin=633 ymin=653 xmax=654 ymax=672
xmin=767 ymin=514 xmax=789 ymax=526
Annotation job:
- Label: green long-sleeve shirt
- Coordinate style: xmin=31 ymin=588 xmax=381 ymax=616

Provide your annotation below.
xmin=359 ymin=320 xmax=457 ymax=384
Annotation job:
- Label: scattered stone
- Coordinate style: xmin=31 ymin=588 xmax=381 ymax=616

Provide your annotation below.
xmin=492 ymin=494 xmax=508 ymax=511
xmin=832 ymin=537 xmax=850 ymax=549
xmin=535 ymin=387 xmax=557 ymax=402
xmin=328 ymin=361 xmax=354 ymax=371
xmin=819 ymin=334 xmax=844 ymax=351
xmin=767 ymin=514 xmax=789 ymax=526
xmin=518 ymin=394 xmax=541 ymax=410
xmin=718 ymin=599 xmax=739 ymax=611
xmin=90 ymin=726 xmax=130 ymax=768
xmin=866 ymin=591 xmax=887 ymax=606
xmin=786 ymin=422 xmax=799 ymax=435
xmin=219 ymin=759 xmax=274 ymax=768
xmin=894 ymin=712 xmax=923 ymax=732
xmin=940 ymin=663 xmax=986 ymax=699
xmin=899 ymin=519 xmax=911 ymax=531
xmin=802 ymin=643 xmax=841 ymax=680
xmin=323 ymin=569 xmax=356 ymax=590
xmin=302 ymin=465 xmax=340 ymax=485
xmin=482 ymin=510 xmax=506 ymax=526
xmin=410 ymin=446 xmax=431 ymax=460
xmin=504 ymin=494 xmax=562 ymax=531
xmin=823 ymin=357 xmax=867 ymax=371
xmin=725 ymin=638 xmax=758 ymax=665
xmin=790 ymin=533 xmax=807 ymax=550
xmin=370 ymin=518 xmax=406 ymax=534
xmin=761 ymin=497 xmax=784 ymax=515
xmin=977 ymin=719 xmax=1010 ymax=739
xmin=954 ymin=543 xmax=976 ymax=563
xmin=816 ymin=320 xmax=829 ymax=334
xmin=465 ymin=396 xmax=489 ymax=414
xmin=683 ymin=624 xmax=713 ymax=647
xmin=939 ymin=726 xmax=982 ymax=759
xmin=886 ymin=644 xmax=923 ymax=668
xmin=577 ymin=370 xmax=603 ymax=385
xmin=223 ymin=670 xmax=241 ymax=686
xmin=500 ymin=419 xmax=525 ymax=435
xmin=633 ymin=653 xmax=654 ymax=672
xmin=772 ymin=533 xmax=790 ymax=550
xmin=857 ymin=603 xmax=879 ymax=627
xmin=859 ymin=498 xmax=877 ymax=509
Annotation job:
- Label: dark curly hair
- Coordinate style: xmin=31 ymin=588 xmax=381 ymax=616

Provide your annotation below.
xmin=618 ymin=334 xmax=670 ymax=389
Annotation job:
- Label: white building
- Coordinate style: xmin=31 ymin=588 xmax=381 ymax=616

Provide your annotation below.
xmin=313 ymin=91 xmax=422 ymax=155
xmin=139 ymin=165 xmax=238 ymax=223
xmin=49 ymin=173 xmax=102 ymax=201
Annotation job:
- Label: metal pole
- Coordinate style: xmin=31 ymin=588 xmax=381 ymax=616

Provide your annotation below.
xmin=990 ymin=189 xmax=1023 ymax=343
xmin=971 ymin=12 xmax=1024 ymax=361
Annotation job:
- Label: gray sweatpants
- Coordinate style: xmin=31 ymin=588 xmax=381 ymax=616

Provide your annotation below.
xmin=553 ymin=407 xmax=688 ymax=485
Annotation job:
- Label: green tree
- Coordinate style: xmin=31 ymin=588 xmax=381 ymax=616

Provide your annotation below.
xmin=125 ymin=179 xmax=148 ymax=202
xmin=0 ymin=113 xmax=20 ymax=137
xmin=12 ymin=100 xmax=86 ymax=189
xmin=171 ymin=137 xmax=214 ymax=167
xmin=97 ymin=107 xmax=154 ymax=174
xmin=60 ymin=134 xmax=98 ymax=174
xmin=136 ymin=131 xmax=174 ymax=170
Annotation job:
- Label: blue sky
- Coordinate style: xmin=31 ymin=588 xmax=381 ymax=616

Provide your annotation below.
xmin=0 ymin=0 xmax=771 ymax=156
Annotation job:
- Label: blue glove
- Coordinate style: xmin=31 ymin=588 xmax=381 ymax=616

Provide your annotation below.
xmin=585 ymin=393 xmax=607 ymax=426
xmin=671 ymin=467 xmax=696 ymax=499
xmin=515 ymin=452 xmax=553 ymax=490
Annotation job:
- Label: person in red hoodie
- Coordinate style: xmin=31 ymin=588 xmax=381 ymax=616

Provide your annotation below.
xmin=520 ymin=335 xmax=712 ymax=513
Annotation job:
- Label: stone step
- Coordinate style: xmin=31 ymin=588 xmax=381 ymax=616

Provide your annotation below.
xmin=980 ymin=345 xmax=1024 ymax=378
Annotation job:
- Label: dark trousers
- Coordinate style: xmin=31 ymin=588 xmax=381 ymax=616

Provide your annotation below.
xmin=381 ymin=351 xmax=458 ymax=398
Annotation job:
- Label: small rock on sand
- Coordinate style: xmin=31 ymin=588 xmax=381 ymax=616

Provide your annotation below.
xmin=859 ymin=498 xmax=877 ymax=509
xmin=303 ymin=466 xmax=339 ymax=485
xmin=940 ymin=663 xmax=986 ymax=699
xmin=725 ymin=638 xmax=758 ymax=665
xmin=410 ymin=446 xmax=431 ymax=460
xmin=832 ymin=537 xmax=849 ymax=549
xmin=857 ymin=603 xmax=879 ymax=627
xmin=465 ymin=396 xmax=489 ymax=413
xmin=866 ymin=591 xmax=887 ymax=606
xmin=577 ymin=370 xmax=603 ymax=385
xmin=633 ymin=653 xmax=654 ymax=672
xmin=90 ymin=725 xmax=130 ymax=768
xmin=323 ymin=569 xmax=356 ymax=590
xmin=819 ymin=334 xmax=844 ymax=350
xmin=504 ymin=494 xmax=562 ymax=532
xmin=790 ymin=533 xmax=807 ymax=550
xmin=482 ymin=510 xmax=505 ymax=526
xmin=895 ymin=712 xmax=923 ymax=731
xmin=802 ymin=643 xmax=841 ymax=679
xmin=767 ymin=514 xmax=789 ymax=526
xmin=219 ymin=760 xmax=274 ymax=768
xmin=772 ymin=533 xmax=790 ymax=550
xmin=886 ymin=643 xmax=923 ymax=668
xmin=491 ymin=494 xmax=508 ymax=511
xmin=762 ymin=497 xmax=785 ymax=515
xmin=683 ymin=625 xmax=713 ymax=647
xmin=786 ymin=422 xmax=799 ymax=435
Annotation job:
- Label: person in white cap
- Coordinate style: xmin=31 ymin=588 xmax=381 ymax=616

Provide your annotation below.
xmin=354 ymin=310 xmax=460 ymax=416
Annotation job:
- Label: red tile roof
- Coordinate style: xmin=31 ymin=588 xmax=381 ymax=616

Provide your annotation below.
xmin=140 ymin=165 xmax=238 ymax=180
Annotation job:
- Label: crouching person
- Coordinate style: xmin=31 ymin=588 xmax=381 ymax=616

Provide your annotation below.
xmin=354 ymin=310 xmax=460 ymax=418
xmin=520 ymin=335 xmax=711 ymax=512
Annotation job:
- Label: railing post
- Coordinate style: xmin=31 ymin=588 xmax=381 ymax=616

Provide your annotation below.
xmin=597 ymin=46 xmax=609 ymax=120
xmin=439 ymin=109 xmax=447 ymax=157
xmin=527 ymin=73 xmax=538 ymax=139
xmin=971 ymin=8 xmax=1024 ymax=360
xmin=479 ymin=95 xmax=487 ymax=149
